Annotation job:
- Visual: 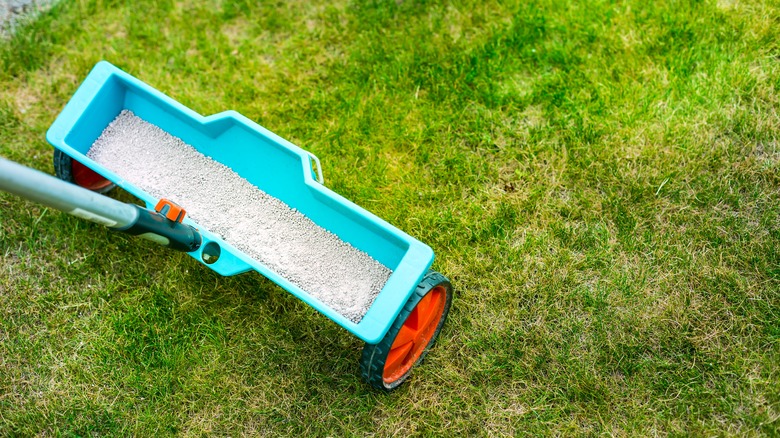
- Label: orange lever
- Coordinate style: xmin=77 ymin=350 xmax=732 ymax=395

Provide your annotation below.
xmin=154 ymin=199 xmax=186 ymax=223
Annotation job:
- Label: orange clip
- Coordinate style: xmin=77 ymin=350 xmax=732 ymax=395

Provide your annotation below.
xmin=154 ymin=199 xmax=186 ymax=223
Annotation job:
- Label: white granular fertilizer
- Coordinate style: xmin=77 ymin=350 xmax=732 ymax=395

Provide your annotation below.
xmin=88 ymin=110 xmax=391 ymax=322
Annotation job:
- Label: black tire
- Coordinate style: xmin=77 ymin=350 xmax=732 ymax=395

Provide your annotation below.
xmin=53 ymin=149 xmax=115 ymax=193
xmin=360 ymin=270 xmax=453 ymax=390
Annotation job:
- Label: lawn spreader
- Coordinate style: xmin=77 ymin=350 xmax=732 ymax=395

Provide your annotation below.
xmin=0 ymin=61 xmax=453 ymax=390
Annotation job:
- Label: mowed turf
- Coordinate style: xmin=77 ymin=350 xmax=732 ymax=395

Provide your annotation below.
xmin=1 ymin=0 xmax=778 ymax=435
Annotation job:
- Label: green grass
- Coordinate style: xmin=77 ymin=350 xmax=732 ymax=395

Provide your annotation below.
xmin=1 ymin=0 xmax=779 ymax=435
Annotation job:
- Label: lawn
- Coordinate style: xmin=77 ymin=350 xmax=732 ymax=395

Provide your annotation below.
xmin=1 ymin=0 xmax=779 ymax=435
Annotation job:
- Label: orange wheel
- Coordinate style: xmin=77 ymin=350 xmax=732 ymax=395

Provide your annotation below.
xmin=360 ymin=271 xmax=453 ymax=390
xmin=53 ymin=149 xmax=115 ymax=193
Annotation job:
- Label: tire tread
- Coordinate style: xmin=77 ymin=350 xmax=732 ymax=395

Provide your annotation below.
xmin=360 ymin=271 xmax=453 ymax=390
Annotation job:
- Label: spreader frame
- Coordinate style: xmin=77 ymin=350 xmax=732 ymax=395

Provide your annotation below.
xmin=46 ymin=61 xmax=435 ymax=344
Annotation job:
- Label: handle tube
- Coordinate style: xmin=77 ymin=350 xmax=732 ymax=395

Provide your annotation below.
xmin=0 ymin=157 xmax=201 ymax=252
xmin=0 ymin=157 xmax=137 ymax=227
